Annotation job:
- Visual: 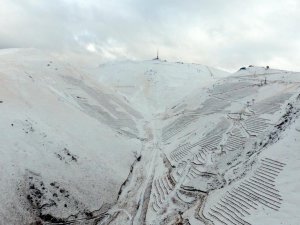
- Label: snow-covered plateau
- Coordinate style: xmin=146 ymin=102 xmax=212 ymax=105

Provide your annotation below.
xmin=0 ymin=49 xmax=300 ymax=225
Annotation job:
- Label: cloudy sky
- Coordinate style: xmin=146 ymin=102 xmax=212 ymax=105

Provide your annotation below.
xmin=0 ymin=0 xmax=299 ymax=71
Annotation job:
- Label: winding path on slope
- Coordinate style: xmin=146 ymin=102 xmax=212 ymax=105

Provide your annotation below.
xmin=103 ymin=76 xmax=300 ymax=225
xmin=55 ymin=71 xmax=300 ymax=225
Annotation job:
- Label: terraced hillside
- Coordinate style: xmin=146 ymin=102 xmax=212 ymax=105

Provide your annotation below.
xmin=1 ymin=49 xmax=300 ymax=225
xmin=109 ymin=66 xmax=300 ymax=225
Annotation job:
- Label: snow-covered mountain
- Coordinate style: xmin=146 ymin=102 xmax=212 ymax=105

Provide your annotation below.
xmin=0 ymin=49 xmax=143 ymax=224
xmin=1 ymin=49 xmax=300 ymax=225
xmin=87 ymin=60 xmax=228 ymax=116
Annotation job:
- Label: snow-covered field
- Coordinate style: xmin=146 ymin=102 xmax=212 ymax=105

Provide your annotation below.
xmin=0 ymin=49 xmax=300 ymax=225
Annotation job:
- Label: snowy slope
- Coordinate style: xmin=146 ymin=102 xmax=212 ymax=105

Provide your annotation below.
xmin=109 ymin=65 xmax=300 ymax=225
xmin=1 ymin=50 xmax=300 ymax=225
xmin=87 ymin=60 xmax=229 ymax=116
xmin=0 ymin=49 xmax=143 ymax=224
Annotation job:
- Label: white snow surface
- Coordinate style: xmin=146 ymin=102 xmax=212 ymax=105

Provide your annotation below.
xmin=87 ymin=60 xmax=228 ymax=116
xmin=0 ymin=49 xmax=143 ymax=224
xmin=1 ymin=50 xmax=300 ymax=225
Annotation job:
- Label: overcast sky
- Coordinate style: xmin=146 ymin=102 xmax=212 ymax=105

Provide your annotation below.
xmin=0 ymin=0 xmax=299 ymax=71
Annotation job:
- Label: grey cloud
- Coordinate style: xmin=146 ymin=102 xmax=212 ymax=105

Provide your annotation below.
xmin=0 ymin=0 xmax=299 ymax=71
